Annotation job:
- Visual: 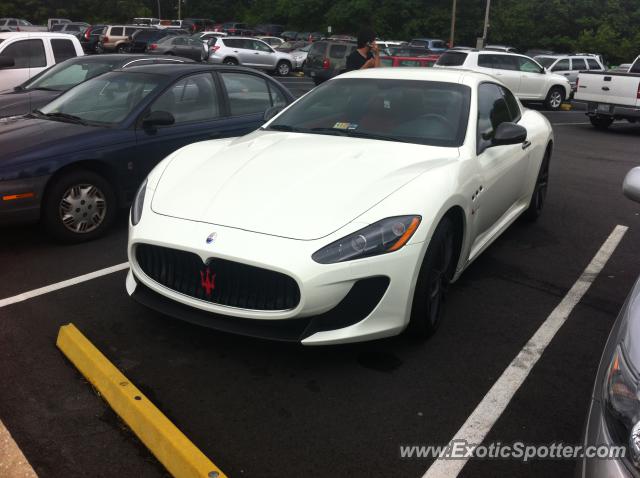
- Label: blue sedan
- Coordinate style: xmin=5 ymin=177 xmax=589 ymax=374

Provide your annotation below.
xmin=0 ymin=64 xmax=294 ymax=242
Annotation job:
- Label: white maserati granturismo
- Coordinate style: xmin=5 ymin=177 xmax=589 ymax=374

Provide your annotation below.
xmin=126 ymin=68 xmax=553 ymax=345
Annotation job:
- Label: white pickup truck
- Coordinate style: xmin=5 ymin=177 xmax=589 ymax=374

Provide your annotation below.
xmin=574 ymin=55 xmax=640 ymax=129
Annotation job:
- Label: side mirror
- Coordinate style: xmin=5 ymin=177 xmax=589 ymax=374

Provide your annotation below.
xmin=263 ymin=105 xmax=283 ymax=122
xmin=492 ymin=122 xmax=527 ymax=146
xmin=0 ymin=56 xmax=15 ymax=68
xmin=143 ymin=110 xmax=175 ymax=128
xmin=623 ymin=167 xmax=640 ymax=203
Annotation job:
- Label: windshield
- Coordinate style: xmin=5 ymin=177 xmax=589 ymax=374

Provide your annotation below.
xmin=24 ymin=59 xmax=122 ymax=91
xmin=39 ymin=72 xmax=163 ymax=125
xmin=268 ymin=78 xmax=471 ymax=147
xmin=534 ymin=56 xmax=557 ymax=68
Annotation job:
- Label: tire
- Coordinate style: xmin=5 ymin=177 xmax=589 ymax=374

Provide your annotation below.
xmin=406 ymin=217 xmax=456 ymax=338
xmin=116 ymin=44 xmax=128 ymax=54
xmin=589 ymin=116 xmax=613 ymax=130
xmin=42 ymin=170 xmax=117 ymax=243
xmin=524 ymin=149 xmax=550 ymax=221
xmin=223 ymin=57 xmax=238 ymax=66
xmin=544 ymin=86 xmax=565 ymax=111
xmin=276 ymin=61 xmax=291 ymax=76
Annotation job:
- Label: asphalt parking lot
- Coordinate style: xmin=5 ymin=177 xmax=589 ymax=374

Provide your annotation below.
xmin=1 ymin=77 xmax=640 ymax=478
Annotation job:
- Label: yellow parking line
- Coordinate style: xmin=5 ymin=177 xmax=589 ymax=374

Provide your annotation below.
xmin=56 ymin=324 xmax=226 ymax=478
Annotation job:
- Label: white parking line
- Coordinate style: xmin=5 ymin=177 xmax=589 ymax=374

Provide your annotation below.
xmin=0 ymin=263 xmax=129 ymax=309
xmin=422 ymin=224 xmax=628 ymax=478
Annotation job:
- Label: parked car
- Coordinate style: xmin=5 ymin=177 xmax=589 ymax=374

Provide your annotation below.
xmin=208 ymin=37 xmax=294 ymax=76
xmin=80 ymin=25 xmax=107 ymax=53
xmin=409 ymin=38 xmax=447 ymax=53
xmin=125 ymin=67 xmax=553 ymax=344
xmin=296 ymin=31 xmax=311 ymax=41
xmin=276 ymin=40 xmax=310 ymax=53
xmin=380 ymin=55 xmax=439 ymax=68
xmin=281 ymin=31 xmax=297 ymax=41
xmin=128 ymin=28 xmax=188 ymax=53
xmin=574 ymin=54 xmax=640 ymax=130
xmin=97 ymin=25 xmax=146 ymax=53
xmin=576 ymin=167 xmax=640 ymax=477
xmin=255 ymin=24 xmax=284 ymax=37
xmin=48 ymin=19 xmax=72 ymax=30
xmin=148 ymin=36 xmax=207 ymax=61
xmin=291 ymin=44 xmax=311 ymax=70
xmin=182 ymin=18 xmax=215 ymax=33
xmin=308 ymin=32 xmax=324 ymax=42
xmin=0 ymin=54 xmax=192 ymax=118
xmin=258 ymin=36 xmax=284 ymax=47
xmin=0 ymin=18 xmax=48 ymax=32
xmin=534 ymin=54 xmax=605 ymax=90
xmin=303 ymin=40 xmax=356 ymax=84
xmin=221 ymin=22 xmax=253 ymax=36
xmin=388 ymin=46 xmax=437 ymax=57
xmin=484 ymin=45 xmax=517 ymax=53
xmin=193 ymin=31 xmax=227 ymax=43
xmin=131 ymin=18 xmax=161 ymax=27
xmin=50 ymin=22 xmax=90 ymax=34
xmin=0 ymin=32 xmax=84 ymax=90
xmin=0 ymin=64 xmax=294 ymax=242
xmin=328 ymin=34 xmax=356 ymax=42
xmin=435 ymin=50 xmax=571 ymax=110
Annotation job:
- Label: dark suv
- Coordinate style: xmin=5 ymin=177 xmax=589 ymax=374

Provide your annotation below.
xmin=303 ymin=40 xmax=356 ymax=84
xmin=129 ymin=29 xmax=188 ymax=53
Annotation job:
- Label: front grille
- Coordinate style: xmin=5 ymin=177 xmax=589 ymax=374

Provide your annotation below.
xmin=135 ymin=244 xmax=300 ymax=311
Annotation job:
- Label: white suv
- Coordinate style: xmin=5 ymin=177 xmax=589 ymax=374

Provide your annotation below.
xmin=208 ymin=37 xmax=294 ymax=76
xmin=534 ymin=55 xmax=605 ymax=91
xmin=435 ymin=50 xmax=571 ymax=110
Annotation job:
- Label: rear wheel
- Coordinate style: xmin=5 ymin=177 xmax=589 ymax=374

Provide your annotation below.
xmin=223 ymin=57 xmax=238 ymax=66
xmin=116 ymin=44 xmax=127 ymax=54
xmin=544 ymin=86 xmax=564 ymax=111
xmin=406 ymin=218 xmax=456 ymax=338
xmin=524 ymin=149 xmax=550 ymax=221
xmin=589 ymin=116 xmax=613 ymax=130
xmin=42 ymin=170 xmax=117 ymax=243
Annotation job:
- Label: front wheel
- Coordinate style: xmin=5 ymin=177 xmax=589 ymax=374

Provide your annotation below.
xmin=544 ymin=86 xmax=565 ymax=111
xmin=524 ymin=149 xmax=550 ymax=221
xmin=276 ymin=61 xmax=291 ymax=76
xmin=406 ymin=218 xmax=456 ymax=338
xmin=589 ymin=116 xmax=613 ymax=130
xmin=42 ymin=170 xmax=117 ymax=243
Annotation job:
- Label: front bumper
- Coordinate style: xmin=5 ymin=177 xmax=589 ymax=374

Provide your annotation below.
xmin=0 ymin=175 xmax=49 ymax=225
xmin=127 ymin=210 xmax=425 ymax=345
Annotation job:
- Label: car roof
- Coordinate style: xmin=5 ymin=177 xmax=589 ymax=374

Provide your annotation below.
xmin=60 ymin=54 xmax=193 ymax=64
xmin=0 ymin=32 xmax=79 ymax=40
xmin=337 ymin=65 xmax=494 ymax=85
xmin=110 ymin=63 xmax=275 ymax=78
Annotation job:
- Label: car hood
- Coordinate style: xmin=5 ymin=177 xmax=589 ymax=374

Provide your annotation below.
xmin=0 ymin=89 xmax=60 ymax=118
xmin=151 ymin=131 xmax=459 ymax=240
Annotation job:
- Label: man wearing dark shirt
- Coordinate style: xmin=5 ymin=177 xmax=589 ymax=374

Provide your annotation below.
xmin=345 ymin=27 xmax=381 ymax=72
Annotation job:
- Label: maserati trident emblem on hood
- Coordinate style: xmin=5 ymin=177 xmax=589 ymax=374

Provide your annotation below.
xmin=206 ymin=232 xmax=217 ymax=244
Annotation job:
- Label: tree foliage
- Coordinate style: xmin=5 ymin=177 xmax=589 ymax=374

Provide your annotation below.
xmin=5 ymin=0 xmax=639 ymax=63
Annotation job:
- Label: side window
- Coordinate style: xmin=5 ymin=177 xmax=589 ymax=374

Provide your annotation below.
xmin=221 ymin=72 xmax=272 ymax=116
xmin=586 ymin=59 xmax=601 ymax=70
xmin=124 ymin=27 xmax=137 ymax=36
xmin=173 ymin=37 xmax=186 ymax=45
xmin=268 ymin=83 xmax=287 ymax=108
xmin=517 ymin=57 xmax=543 ymax=73
xmin=551 ymin=59 xmax=570 ymax=71
xmin=0 ymin=39 xmax=46 ymax=68
xmin=494 ymin=55 xmax=519 ymax=71
xmin=110 ymin=27 xmax=124 ymax=36
xmin=150 ymin=73 xmax=220 ymax=124
xmin=500 ymin=87 xmax=521 ymax=122
xmin=478 ymin=54 xmax=494 ymax=68
xmin=571 ymin=58 xmax=587 ymax=70
xmin=51 ymin=39 xmax=77 ymax=63
xmin=8 ymin=20 xmax=17 ymax=26
xmin=252 ymin=40 xmax=272 ymax=52
xmin=224 ymin=39 xmax=240 ymax=48
xmin=329 ymin=44 xmax=347 ymax=58
xmin=477 ymin=83 xmax=512 ymax=153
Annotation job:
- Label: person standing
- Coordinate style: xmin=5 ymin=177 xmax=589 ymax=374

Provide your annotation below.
xmin=345 ymin=27 xmax=381 ymax=72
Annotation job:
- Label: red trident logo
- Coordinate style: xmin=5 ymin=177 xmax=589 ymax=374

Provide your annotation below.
xmin=200 ymin=267 xmax=216 ymax=296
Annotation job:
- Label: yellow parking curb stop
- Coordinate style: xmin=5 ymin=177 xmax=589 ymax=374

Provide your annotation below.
xmin=560 ymin=103 xmax=572 ymax=111
xmin=56 ymin=323 xmax=226 ymax=478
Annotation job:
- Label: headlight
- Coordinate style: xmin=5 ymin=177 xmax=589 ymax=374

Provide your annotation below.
xmin=312 ymin=215 xmax=421 ymax=264
xmin=604 ymin=346 xmax=640 ymax=466
xmin=130 ymin=178 xmax=147 ymax=226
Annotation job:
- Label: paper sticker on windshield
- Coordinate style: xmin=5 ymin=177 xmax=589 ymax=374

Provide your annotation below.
xmin=333 ymin=122 xmax=358 ymax=130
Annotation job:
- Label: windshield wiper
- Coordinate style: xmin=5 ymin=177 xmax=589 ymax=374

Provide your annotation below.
xmin=309 ymin=127 xmax=349 ymax=136
xmin=265 ymin=124 xmax=307 ymax=132
xmin=310 ymin=127 xmax=402 ymax=142
xmin=33 ymin=110 xmax=87 ymax=125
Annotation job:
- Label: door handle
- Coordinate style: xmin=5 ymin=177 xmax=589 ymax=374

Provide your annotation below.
xmin=522 ymin=141 xmax=531 ymax=150
xmin=602 ymin=86 xmax=610 ymax=91
xmin=254 ymin=52 xmax=260 ymax=55
xmin=564 ymin=73 xmax=570 ymax=76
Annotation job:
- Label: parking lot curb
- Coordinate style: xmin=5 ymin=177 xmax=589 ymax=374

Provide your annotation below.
xmin=56 ymin=324 xmax=226 ymax=478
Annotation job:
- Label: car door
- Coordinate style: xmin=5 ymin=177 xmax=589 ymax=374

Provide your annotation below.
xmin=473 ymin=82 xmax=530 ymax=238
xmin=135 ymin=72 xmax=231 ymax=176
xmin=234 ymin=39 xmax=258 ymax=67
xmin=171 ymin=36 xmax=189 ymax=57
xmin=251 ymin=39 xmax=276 ymax=68
xmin=516 ymin=56 xmax=547 ymax=99
xmin=219 ymin=71 xmax=288 ymax=135
xmin=478 ymin=54 xmax=522 ymax=95
xmin=0 ymin=38 xmax=48 ymax=89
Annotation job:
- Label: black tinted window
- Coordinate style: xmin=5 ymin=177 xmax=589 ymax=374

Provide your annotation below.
xmin=436 ymin=51 xmax=467 ymax=66
xmin=501 ymin=87 xmax=521 ymax=122
xmin=495 ymin=55 xmax=519 ymax=71
xmin=552 ymin=59 xmax=570 ymax=71
xmin=1 ymin=39 xmax=46 ymax=68
xmin=586 ymin=59 xmax=601 ymax=69
xmin=151 ymin=73 xmax=220 ymax=124
xmin=223 ymin=38 xmax=242 ymax=48
xmin=571 ymin=58 xmax=587 ymax=70
xmin=477 ymin=83 xmax=512 ymax=153
xmin=329 ymin=44 xmax=347 ymax=58
xmin=478 ymin=54 xmax=495 ymax=68
xmin=51 ymin=39 xmax=77 ymax=62
xmin=222 ymin=73 xmax=272 ymax=116
xmin=110 ymin=27 xmax=123 ymax=36
xmin=309 ymin=42 xmax=327 ymax=56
